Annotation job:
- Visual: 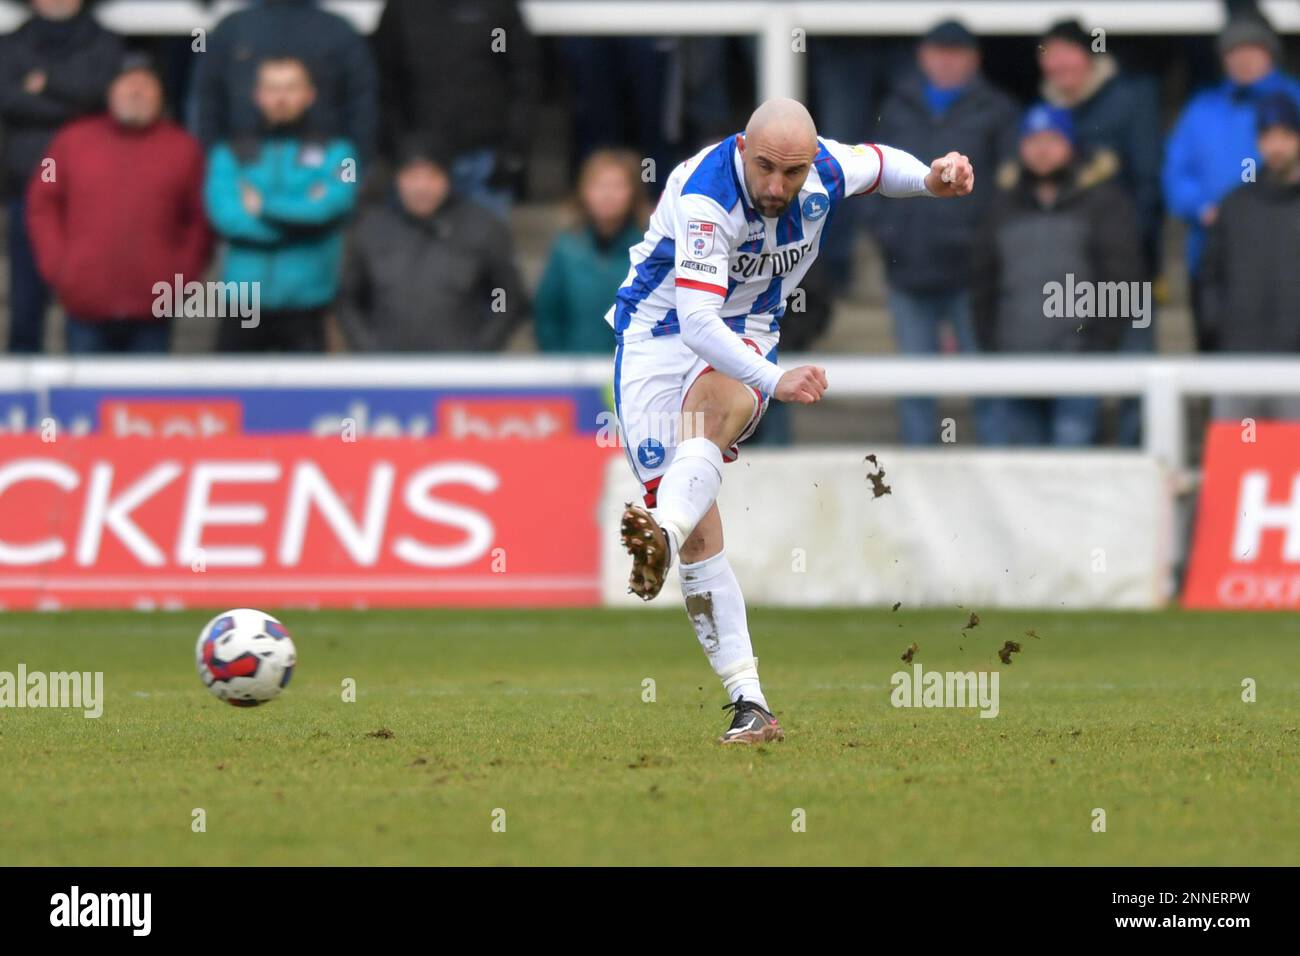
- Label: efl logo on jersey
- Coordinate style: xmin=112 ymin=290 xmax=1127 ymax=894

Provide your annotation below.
xmin=687 ymin=220 xmax=716 ymax=259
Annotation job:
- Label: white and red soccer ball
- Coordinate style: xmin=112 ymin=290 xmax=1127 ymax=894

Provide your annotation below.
xmin=196 ymin=608 xmax=297 ymax=706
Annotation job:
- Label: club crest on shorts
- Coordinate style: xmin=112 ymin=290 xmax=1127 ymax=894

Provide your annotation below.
xmin=637 ymin=437 xmax=666 ymax=468
xmin=801 ymin=193 xmax=829 ymax=221
xmin=687 ymin=220 xmax=716 ymax=258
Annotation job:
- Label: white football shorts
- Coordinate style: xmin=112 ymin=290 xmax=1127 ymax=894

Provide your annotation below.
xmin=612 ymin=330 xmax=779 ymax=507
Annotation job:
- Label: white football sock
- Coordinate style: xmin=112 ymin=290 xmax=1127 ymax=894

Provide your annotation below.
xmin=679 ymin=549 xmax=768 ymax=710
xmin=654 ymin=436 xmax=723 ymax=557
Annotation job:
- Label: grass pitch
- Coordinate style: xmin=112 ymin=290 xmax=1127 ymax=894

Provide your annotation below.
xmin=1 ymin=608 xmax=1297 ymax=866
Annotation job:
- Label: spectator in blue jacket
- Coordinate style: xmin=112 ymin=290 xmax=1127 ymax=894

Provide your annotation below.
xmin=1163 ymin=14 xmax=1300 ymax=350
xmin=205 ymin=56 xmax=359 ymax=352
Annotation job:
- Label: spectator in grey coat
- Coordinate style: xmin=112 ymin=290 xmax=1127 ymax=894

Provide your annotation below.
xmin=338 ymin=137 xmax=528 ymax=352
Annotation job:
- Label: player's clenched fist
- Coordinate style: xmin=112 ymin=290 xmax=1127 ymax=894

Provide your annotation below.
xmin=775 ymin=365 xmax=828 ymax=404
xmin=925 ymin=151 xmax=974 ymax=197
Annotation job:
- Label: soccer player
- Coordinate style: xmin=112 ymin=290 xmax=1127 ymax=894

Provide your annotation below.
xmin=607 ymin=98 xmax=973 ymax=743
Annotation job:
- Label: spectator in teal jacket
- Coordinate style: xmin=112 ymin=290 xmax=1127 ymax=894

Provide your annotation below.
xmin=205 ymin=56 xmax=359 ymax=352
xmin=534 ymin=149 xmax=649 ymax=354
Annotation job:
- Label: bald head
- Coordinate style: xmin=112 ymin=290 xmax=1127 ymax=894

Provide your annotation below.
xmin=745 ymin=97 xmax=818 ymax=149
xmin=739 ymin=98 xmax=819 ymax=217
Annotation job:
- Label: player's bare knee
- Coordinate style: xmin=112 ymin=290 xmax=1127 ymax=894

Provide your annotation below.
xmin=682 ymin=405 xmax=739 ymax=448
xmin=683 ymin=383 xmax=753 ymax=447
xmin=680 ymin=525 xmax=723 ymax=565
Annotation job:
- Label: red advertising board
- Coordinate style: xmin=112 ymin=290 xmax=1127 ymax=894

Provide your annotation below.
xmin=1184 ymin=422 xmax=1300 ymax=609
xmin=0 ymin=436 xmax=612 ymax=609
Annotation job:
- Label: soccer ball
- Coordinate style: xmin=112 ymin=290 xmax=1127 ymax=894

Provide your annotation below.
xmin=196 ymin=608 xmax=297 ymax=707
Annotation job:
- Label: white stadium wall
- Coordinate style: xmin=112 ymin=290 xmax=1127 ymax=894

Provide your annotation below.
xmin=601 ymin=449 xmax=1174 ymax=609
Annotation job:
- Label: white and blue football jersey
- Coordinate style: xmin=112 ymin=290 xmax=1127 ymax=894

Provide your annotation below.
xmin=606 ymin=134 xmax=931 ymax=345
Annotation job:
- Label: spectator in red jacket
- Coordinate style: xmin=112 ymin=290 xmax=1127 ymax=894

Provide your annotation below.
xmin=26 ymin=53 xmax=212 ymax=354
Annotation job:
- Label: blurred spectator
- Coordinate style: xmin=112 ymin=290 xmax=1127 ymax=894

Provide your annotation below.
xmin=972 ymin=105 xmax=1143 ymax=446
xmin=1040 ymin=19 xmax=1163 ymax=447
xmin=808 ymin=36 xmax=911 ymax=295
xmin=375 ymin=0 xmax=538 ymax=216
xmin=1164 ymin=14 xmax=1300 ymax=351
xmin=871 ymin=19 xmax=1019 ymax=445
xmin=190 ymin=0 xmax=376 ymax=161
xmin=0 ymin=0 xmax=122 ymax=352
xmin=204 ymin=57 xmax=359 ymax=352
xmin=556 ymin=37 xmax=674 ymax=202
xmin=337 ymin=135 xmax=527 ymax=352
xmin=1201 ymin=93 xmax=1300 ymax=421
xmin=534 ymin=150 xmax=648 ymax=354
xmin=26 ymin=53 xmax=211 ymax=354
xmin=1039 ymin=19 xmax=1162 ymax=277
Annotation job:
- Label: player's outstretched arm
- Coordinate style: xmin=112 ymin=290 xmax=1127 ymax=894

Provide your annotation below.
xmin=924 ymin=151 xmax=975 ymax=197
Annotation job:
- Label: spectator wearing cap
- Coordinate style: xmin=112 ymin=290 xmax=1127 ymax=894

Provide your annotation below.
xmin=374 ymin=0 xmax=539 ymax=217
xmin=336 ymin=136 xmax=528 ymax=352
xmin=190 ymin=0 xmax=377 ymax=161
xmin=1163 ymin=14 xmax=1300 ymax=351
xmin=25 ymin=53 xmax=212 ymax=354
xmin=1038 ymin=19 xmax=1162 ymax=278
xmin=204 ymin=56 xmax=359 ymax=352
xmin=869 ymin=19 xmax=1019 ymax=445
xmin=1200 ymin=93 xmax=1300 ymax=421
xmin=972 ymin=104 xmax=1144 ymax=446
xmin=0 ymin=0 xmax=123 ymax=352
xmin=534 ymin=149 xmax=649 ymax=355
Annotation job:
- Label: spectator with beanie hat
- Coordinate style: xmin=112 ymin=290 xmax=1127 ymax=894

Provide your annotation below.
xmin=972 ymin=104 xmax=1144 ymax=446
